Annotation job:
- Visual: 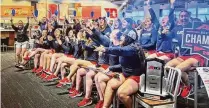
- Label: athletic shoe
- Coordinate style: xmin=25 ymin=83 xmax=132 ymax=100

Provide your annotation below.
xmin=44 ymin=69 xmax=52 ymax=75
xmin=32 ymin=68 xmax=37 ymax=73
xmin=69 ymin=90 xmax=83 ymax=98
xmin=56 ymin=83 xmax=64 ymax=88
xmin=45 ymin=74 xmax=58 ymax=82
xmin=24 ymin=56 xmax=30 ymax=61
xmin=15 ymin=64 xmax=20 ymax=68
xmin=177 ymin=84 xmax=183 ymax=96
xmin=181 ymin=85 xmax=193 ymax=98
xmin=95 ymin=100 xmax=104 ymax=108
xmin=59 ymin=78 xmax=71 ymax=84
xmin=40 ymin=73 xmax=47 ymax=79
xmin=68 ymin=87 xmax=76 ymax=94
xmin=36 ymin=67 xmax=43 ymax=73
xmin=16 ymin=65 xmax=25 ymax=70
xmin=77 ymin=98 xmax=92 ymax=107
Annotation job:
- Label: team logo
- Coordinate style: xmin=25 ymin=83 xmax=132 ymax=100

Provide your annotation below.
xmin=182 ymin=22 xmax=209 ymax=60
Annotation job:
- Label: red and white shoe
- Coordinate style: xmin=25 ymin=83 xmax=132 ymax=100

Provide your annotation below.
xmin=95 ymin=100 xmax=104 ymax=108
xmin=35 ymin=67 xmax=43 ymax=75
xmin=68 ymin=87 xmax=76 ymax=94
xmin=44 ymin=74 xmax=59 ymax=82
xmin=56 ymin=83 xmax=64 ymax=88
xmin=32 ymin=68 xmax=37 ymax=73
xmin=40 ymin=73 xmax=47 ymax=79
xmin=69 ymin=90 xmax=83 ymax=98
xmin=77 ymin=98 xmax=92 ymax=107
xmin=44 ymin=69 xmax=52 ymax=75
xmin=181 ymin=85 xmax=193 ymax=98
xmin=59 ymin=78 xmax=71 ymax=85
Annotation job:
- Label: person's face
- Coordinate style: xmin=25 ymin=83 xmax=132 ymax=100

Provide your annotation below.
xmin=144 ymin=18 xmax=152 ymax=28
xmin=68 ymin=30 xmax=74 ymax=38
xmin=122 ymin=19 xmax=128 ymax=28
xmin=93 ymin=22 xmax=99 ymax=29
xmin=99 ymin=19 xmax=105 ymax=26
xmin=18 ymin=20 xmax=23 ymax=29
xmin=161 ymin=16 xmax=169 ymax=27
xmin=109 ymin=20 xmax=113 ymax=26
xmin=179 ymin=11 xmax=190 ymax=25
xmin=54 ymin=29 xmax=61 ymax=38
xmin=110 ymin=30 xmax=120 ymax=45
xmin=42 ymin=30 xmax=47 ymax=37
xmin=114 ymin=20 xmax=119 ymax=29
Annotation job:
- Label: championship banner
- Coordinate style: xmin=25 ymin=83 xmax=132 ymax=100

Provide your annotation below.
xmin=1 ymin=6 xmax=34 ymax=17
xmin=182 ymin=22 xmax=209 ymax=60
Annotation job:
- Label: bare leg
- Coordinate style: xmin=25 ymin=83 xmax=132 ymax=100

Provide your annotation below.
xmin=117 ymin=79 xmax=139 ymax=108
xmin=34 ymin=54 xmax=40 ymax=68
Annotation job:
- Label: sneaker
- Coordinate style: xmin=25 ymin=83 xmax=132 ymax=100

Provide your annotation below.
xmin=24 ymin=56 xmax=30 ymax=61
xmin=36 ymin=67 xmax=43 ymax=73
xmin=59 ymin=78 xmax=71 ymax=84
xmin=177 ymin=84 xmax=183 ymax=96
xmin=40 ymin=73 xmax=47 ymax=79
xmin=32 ymin=68 xmax=37 ymax=73
xmin=56 ymin=83 xmax=64 ymax=88
xmin=15 ymin=64 xmax=20 ymax=68
xmin=77 ymin=98 xmax=92 ymax=107
xmin=45 ymin=74 xmax=58 ymax=82
xmin=95 ymin=100 xmax=104 ymax=108
xmin=44 ymin=69 xmax=52 ymax=75
xmin=16 ymin=65 xmax=25 ymax=70
xmin=69 ymin=90 xmax=83 ymax=98
xmin=181 ymin=85 xmax=193 ymax=98
xmin=68 ymin=87 xmax=76 ymax=94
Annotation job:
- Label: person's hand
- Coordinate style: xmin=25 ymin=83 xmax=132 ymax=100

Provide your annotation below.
xmin=47 ymin=35 xmax=54 ymax=41
xmin=57 ymin=39 xmax=62 ymax=45
xmin=144 ymin=0 xmax=151 ymax=6
xmin=162 ymin=29 xmax=169 ymax=34
xmin=94 ymin=46 xmax=106 ymax=52
xmin=170 ymin=0 xmax=175 ymax=5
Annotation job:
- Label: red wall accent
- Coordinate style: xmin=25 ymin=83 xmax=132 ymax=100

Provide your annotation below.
xmin=82 ymin=6 xmax=101 ymax=19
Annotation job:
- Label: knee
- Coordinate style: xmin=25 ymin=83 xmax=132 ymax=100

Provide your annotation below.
xmin=61 ymin=63 xmax=66 ymax=68
xmin=117 ymin=91 xmax=128 ymax=100
xmin=107 ymin=81 xmax=117 ymax=89
xmin=94 ymin=74 xmax=99 ymax=82
xmin=86 ymin=72 xmax=94 ymax=79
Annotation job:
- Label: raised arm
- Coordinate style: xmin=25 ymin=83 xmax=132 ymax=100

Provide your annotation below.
xmin=145 ymin=0 xmax=160 ymax=29
xmin=24 ymin=17 xmax=29 ymax=31
xmin=10 ymin=17 xmax=18 ymax=31
xmin=105 ymin=46 xmax=137 ymax=56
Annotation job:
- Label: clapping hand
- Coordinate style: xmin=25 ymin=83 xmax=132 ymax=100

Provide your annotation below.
xmin=94 ymin=46 xmax=106 ymax=52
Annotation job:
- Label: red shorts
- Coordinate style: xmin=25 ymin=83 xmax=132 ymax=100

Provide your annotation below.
xmin=122 ymin=74 xmax=140 ymax=83
xmin=90 ymin=61 xmax=97 ymax=65
xmin=179 ymin=54 xmax=205 ymax=66
xmin=156 ymin=52 xmax=174 ymax=59
xmin=147 ymin=50 xmax=156 ymax=55
xmin=100 ymin=64 xmax=109 ymax=70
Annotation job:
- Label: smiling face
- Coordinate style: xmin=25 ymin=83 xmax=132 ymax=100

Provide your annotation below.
xmin=144 ymin=18 xmax=152 ymax=29
xmin=68 ymin=30 xmax=74 ymax=38
xmin=54 ymin=29 xmax=61 ymax=38
xmin=161 ymin=16 xmax=169 ymax=27
xmin=42 ymin=30 xmax=48 ymax=37
xmin=122 ymin=19 xmax=128 ymax=28
xmin=179 ymin=11 xmax=190 ymax=26
xmin=99 ymin=18 xmax=105 ymax=26
xmin=42 ymin=17 xmax=47 ymax=23
xmin=114 ymin=19 xmax=120 ymax=29
xmin=18 ymin=20 xmax=24 ymax=29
